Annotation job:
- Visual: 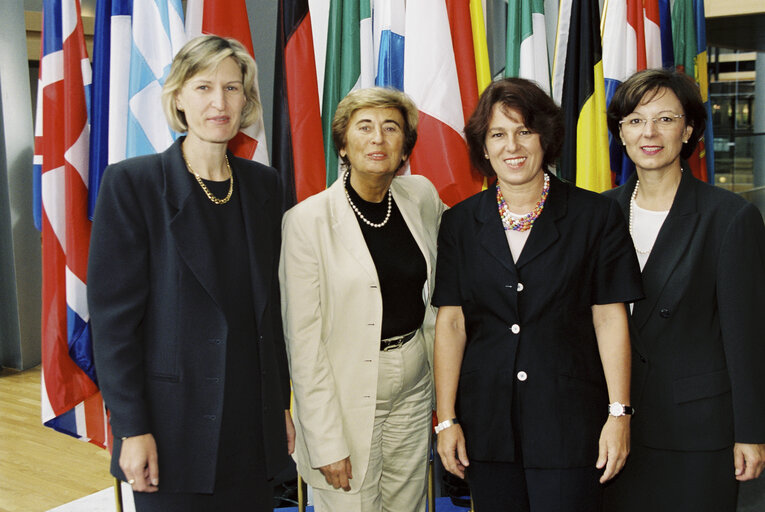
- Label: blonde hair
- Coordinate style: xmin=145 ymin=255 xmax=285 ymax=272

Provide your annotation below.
xmin=162 ymin=35 xmax=261 ymax=133
xmin=331 ymin=87 xmax=419 ymax=171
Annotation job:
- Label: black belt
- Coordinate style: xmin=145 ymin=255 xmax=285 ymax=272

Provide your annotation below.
xmin=380 ymin=330 xmax=417 ymax=351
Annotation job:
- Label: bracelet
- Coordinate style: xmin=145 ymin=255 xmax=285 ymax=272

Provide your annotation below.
xmin=434 ymin=418 xmax=459 ymax=434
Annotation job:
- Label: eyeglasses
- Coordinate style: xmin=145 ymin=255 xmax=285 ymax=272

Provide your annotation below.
xmin=619 ymin=114 xmax=685 ymax=132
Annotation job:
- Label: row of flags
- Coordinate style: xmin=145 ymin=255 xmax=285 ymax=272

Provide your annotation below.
xmin=601 ymin=0 xmax=713 ymax=185
xmin=275 ymin=0 xmax=712 ymax=209
xmin=33 ymin=0 xmax=713 ymax=446
xmin=33 ymin=0 xmax=270 ymax=448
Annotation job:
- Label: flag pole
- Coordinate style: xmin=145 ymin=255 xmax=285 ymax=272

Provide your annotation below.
xmin=298 ymin=474 xmax=307 ymax=512
xmin=113 ymin=478 xmax=124 ymax=512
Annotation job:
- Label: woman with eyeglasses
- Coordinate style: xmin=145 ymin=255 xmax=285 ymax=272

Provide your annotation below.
xmin=602 ymin=69 xmax=765 ymax=512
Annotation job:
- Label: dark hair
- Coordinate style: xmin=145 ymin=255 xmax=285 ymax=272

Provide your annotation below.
xmin=607 ymin=69 xmax=706 ymax=160
xmin=464 ymin=78 xmax=563 ymax=177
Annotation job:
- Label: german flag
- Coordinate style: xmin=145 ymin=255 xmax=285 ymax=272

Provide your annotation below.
xmin=273 ymin=0 xmax=326 ymax=209
xmin=552 ymin=0 xmax=611 ymax=192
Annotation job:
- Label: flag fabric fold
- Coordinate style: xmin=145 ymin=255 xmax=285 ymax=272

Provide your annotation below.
xmin=125 ymin=0 xmax=185 ymax=159
xmin=553 ymin=0 xmax=611 ymax=192
xmin=506 ymin=0 xmax=550 ymax=94
xmin=273 ymin=0 xmax=326 ymax=208
xmin=89 ymin=0 xmax=131 ymax=218
xmin=672 ymin=0 xmax=709 ymax=182
xmin=38 ymin=0 xmax=107 ymax=448
xmin=404 ymin=0 xmax=482 ymax=206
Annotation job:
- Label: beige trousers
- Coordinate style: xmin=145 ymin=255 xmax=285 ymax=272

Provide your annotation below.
xmin=313 ymin=332 xmax=432 ymax=512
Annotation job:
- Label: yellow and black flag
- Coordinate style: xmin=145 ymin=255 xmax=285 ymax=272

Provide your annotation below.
xmin=552 ymin=0 xmax=611 ymax=192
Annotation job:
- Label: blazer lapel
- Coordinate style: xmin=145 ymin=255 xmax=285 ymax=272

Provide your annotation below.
xmin=236 ymin=158 xmax=273 ymax=329
xmin=611 ymin=173 xmax=635 ymax=223
xmin=631 ymin=171 xmax=699 ymax=330
xmin=516 ymin=173 xmax=564 ymax=269
xmin=165 ymin=138 xmax=225 ymax=312
xmin=476 ymin=186 xmax=517 ymax=277
xmin=391 ymin=179 xmax=432 ymax=279
xmin=329 ymin=177 xmax=379 ymax=282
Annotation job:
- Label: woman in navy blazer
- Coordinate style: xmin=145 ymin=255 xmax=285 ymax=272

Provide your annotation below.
xmin=433 ymin=78 xmax=643 ymax=512
xmin=88 ymin=36 xmax=293 ymax=510
xmin=602 ymin=69 xmax=765 ymax=512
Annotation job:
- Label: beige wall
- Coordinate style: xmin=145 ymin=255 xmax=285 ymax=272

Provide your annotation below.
xmin=706 ymin=0 xmax=765 ymax=18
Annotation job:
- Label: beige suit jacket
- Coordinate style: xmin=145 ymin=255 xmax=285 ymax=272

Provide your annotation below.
xmin=279 ymin=174 xmax=445 ymax=492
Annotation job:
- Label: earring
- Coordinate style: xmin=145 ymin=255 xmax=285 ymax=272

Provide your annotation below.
xmin=484 ymin=153 xmax=489 ymax=159
xmin=683 ymin=140 xmax=688 ymax=144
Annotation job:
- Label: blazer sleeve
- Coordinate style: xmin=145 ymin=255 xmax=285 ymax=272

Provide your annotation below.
xmin=717 ymin=202 xmax=765 ymax=443
xmin=87 ymin=163 xmax=152 ymax=438
xmin=592 ymin=197 xmax=644 ymax=305
xmin=432 ymin=208 xmax=463 ymax=308
xmin=279 ymin=208 xmax=350 ymax=468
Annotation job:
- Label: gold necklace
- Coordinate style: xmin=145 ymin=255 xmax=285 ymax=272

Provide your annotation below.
xmin=182 ymin=151 xmax=234 ymax=205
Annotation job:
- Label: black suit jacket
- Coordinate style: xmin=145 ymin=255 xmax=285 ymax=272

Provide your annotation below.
xmin=604 ymin=171 xmax=765 ymax=450
xmin=433 ymin=174 xmax=643 ymax=468
xmin=88 ymin=138 xmax=291 ymax=493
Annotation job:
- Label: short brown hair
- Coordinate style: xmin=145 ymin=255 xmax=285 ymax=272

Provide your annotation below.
xmin=162 ymin=35 xmax=261 ymax=133
xmin=331 ymin=87 xmax=419 ymax=171
xmin=465 ymin=78 xmax=564 ymax=177
xmin=607 ymin=69 xmax=706 ymax=160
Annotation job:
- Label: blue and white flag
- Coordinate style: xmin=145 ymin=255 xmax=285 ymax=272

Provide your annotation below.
xmin=372 ymin=0 xmax=405 ymax=89
xmin=89 ymin=0 xmax=132 ymax=217
xmin=125 ymin=0 xmax=185 ymax=158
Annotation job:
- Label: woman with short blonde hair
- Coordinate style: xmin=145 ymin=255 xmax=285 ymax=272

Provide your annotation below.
xmin=89 ymin=35 xmax=294 ymax=511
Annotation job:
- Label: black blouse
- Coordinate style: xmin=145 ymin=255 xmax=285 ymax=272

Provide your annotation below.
xmin=346 ymin=179 xmax=427 ymax=339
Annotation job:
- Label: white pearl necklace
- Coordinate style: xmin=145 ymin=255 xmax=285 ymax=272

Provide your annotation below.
xmin=344 ymin=171 xmax=392 ymax=228
xmin=628 ymin=180 xmax=652 ymax=255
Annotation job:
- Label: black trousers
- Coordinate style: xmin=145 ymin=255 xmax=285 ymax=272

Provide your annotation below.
xmin=603 ymin=444 xmax=738 ymax=512
xmin=467 ymin=460 xmax=603 ymax=512
xmin=132 ymin=481 xmax=272 ymax=512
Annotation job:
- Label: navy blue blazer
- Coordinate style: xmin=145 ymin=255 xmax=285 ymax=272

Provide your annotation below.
xmin=604 ymin=171 xmax=765 ymax=451
xmin=88 ymin=138 xmax=291 ymax=493
xmin=433 ymin=173 xmax=643 ymax=468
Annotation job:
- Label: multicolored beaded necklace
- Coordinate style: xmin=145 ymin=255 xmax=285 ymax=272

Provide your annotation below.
xmin=496 ymin=172 xmax=550 ymax=232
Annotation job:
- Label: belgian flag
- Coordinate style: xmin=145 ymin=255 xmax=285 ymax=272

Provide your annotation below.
xmin=552 ymin=0 xmax=611 ymax=192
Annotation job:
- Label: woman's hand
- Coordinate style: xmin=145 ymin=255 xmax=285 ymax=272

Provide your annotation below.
xmin=285 ymin=409 xmax=296 ymax=455
xmin=119 ymin=433 xmax=159 ymax=492
xmin=437 ymin=424 xmax=469 ymax=479
xmin=734 ymin=443 xmax=765 ymax=481
xmin=319 ymin=457 xmax=353 ymax=491
xmin=596 ymin=416 xmax=630 ymax=483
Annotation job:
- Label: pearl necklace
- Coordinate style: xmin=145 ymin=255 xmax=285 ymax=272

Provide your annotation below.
xmin=628 ymin=180 xmax=651 ymax=255
xmin=182 ymin=150 xmax=234 ymax=205
xmin=344 ymin=171 xmax=392 ymax=228
xmin=496 ymin=173 xmax=550 ymax=232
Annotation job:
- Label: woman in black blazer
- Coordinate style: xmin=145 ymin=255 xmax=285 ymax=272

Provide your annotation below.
xmin=88 ymin=36 xmax=293 ymax=510
xmin=602 ymin=69 xmax=765 ymax=512
xmin=433 ymin=78 xmax=643 ymax=512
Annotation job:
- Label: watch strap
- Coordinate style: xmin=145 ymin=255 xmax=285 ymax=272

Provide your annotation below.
xmin=434 ymin=418 xmax=459 ymax=434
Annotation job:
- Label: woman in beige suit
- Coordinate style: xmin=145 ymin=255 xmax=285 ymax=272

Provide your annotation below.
xmin=279 ymin=87 xmax=445 ymax=512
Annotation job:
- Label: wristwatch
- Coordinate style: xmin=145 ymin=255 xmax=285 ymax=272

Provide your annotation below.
xmin=608 ymin=402 xmax=635 ymax=417
xmin=434 ymin=418 xmax=459 ymax=434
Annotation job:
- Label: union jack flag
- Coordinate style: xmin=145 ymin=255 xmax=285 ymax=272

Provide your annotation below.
xmin=33 ymin=0 xmax=108 ymax=448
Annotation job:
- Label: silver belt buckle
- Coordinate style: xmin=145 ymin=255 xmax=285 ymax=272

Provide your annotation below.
xmin=381 ymin=338 xmax=405 ymax=352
